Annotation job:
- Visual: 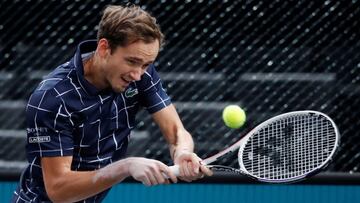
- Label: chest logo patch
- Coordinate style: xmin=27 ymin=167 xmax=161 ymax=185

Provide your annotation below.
xmin=125 ymin=87 xmax=138 ymax=98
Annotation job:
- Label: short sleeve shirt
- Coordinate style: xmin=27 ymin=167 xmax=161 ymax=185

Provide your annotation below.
xmin=12 ymin=40 xmax=171 ymax=203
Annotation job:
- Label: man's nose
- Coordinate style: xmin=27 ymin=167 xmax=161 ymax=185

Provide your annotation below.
xmin=129 ymin=69 xmax=142 ymax=81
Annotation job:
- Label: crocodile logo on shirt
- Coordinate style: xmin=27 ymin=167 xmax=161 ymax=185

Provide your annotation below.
xmin=125 ymin=87 xmax=138 ymax=98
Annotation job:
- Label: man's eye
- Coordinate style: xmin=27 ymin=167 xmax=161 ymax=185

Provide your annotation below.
xmin=127 ymin=60 xmax=137 ymax=65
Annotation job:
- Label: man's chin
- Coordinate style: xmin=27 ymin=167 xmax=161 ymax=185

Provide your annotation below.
xmin=112 ymin=86 xmax=127 ymax=93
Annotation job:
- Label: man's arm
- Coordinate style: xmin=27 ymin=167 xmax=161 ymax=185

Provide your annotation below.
xmin=152 ymin=104 xmax=212 ymax=181
xmin=41 ymin=156 xmax=177 ymax=202
xmin=41 ymin=156 xmax=123 ymax=202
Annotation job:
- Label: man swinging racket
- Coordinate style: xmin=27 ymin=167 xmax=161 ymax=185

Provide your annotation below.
xmin=12 ymin=4 xmax=212 ymax=202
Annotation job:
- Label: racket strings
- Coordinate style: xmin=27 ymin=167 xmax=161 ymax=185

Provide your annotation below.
xmin=241 ymin=114 xmax=337 ymax=180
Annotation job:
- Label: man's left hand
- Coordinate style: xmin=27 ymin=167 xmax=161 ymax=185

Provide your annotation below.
xmin=173 ymin=150 xmax=213 ymax=182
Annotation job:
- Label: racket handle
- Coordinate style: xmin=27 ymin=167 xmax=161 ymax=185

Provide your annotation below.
xmin=169 ymin=165 xmax=180 ymax=176
xmin=162 ymin=165 xmax=180 ymax=179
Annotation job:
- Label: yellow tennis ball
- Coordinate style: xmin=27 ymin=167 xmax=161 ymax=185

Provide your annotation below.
xmin=222 ymin=105 xmax=246 ymax=129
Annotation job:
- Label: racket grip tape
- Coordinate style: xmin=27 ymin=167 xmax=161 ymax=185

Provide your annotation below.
xmin=169 ymin=165 xmax=180 ymax=176
xmin=162 ymin=165 xmax=180 ymax=178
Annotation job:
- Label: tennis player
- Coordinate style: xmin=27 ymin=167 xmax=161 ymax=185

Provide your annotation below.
xmin=12 ymin=4 xmax=212 ymax=202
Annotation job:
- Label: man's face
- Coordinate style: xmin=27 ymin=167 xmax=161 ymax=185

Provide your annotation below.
xmin=100 ymin=39 xmax=160 ymax=93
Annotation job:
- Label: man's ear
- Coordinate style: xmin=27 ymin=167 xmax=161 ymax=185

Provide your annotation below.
xmin=97 ymin=38 xmax=110 ymax=58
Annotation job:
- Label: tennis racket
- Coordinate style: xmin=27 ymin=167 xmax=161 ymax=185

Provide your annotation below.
xmin=169 ymin=110 xmax=340 ymax=183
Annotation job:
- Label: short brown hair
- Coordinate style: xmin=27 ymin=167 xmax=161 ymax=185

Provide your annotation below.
xmin=97 ymin=5 xmax=164 ymax=52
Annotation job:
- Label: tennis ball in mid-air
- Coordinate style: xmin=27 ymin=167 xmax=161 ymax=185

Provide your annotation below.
xmin=222 ymin=105 xmax=246 ymax=129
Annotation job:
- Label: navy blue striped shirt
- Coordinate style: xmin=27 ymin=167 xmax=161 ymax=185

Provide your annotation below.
xmin=12 ymin=40 xmax=171 ymax=202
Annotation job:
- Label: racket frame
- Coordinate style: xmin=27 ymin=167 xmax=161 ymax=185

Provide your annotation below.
xmin=204 ymin=110 xmax=340 ymax=183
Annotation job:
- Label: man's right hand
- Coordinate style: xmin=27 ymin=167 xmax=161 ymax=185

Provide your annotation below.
xmin=125 ymin=157 xmax=178 ymax=186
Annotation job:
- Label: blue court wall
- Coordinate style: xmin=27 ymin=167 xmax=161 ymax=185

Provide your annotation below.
xmin=2 ymin=182 xmax=359 ymax=203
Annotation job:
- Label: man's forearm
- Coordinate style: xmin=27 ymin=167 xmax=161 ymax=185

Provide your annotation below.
xmin=150 ymin=105 xmax=195 ymax=160
xmin=170 ymin=128 xmax=195 ymax=160
xmin=44 ymin=159 xmax=129 ymax=202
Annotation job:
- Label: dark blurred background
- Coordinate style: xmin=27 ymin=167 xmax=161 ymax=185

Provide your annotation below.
xmin=0 ymin=0 xmax=359 ymax=177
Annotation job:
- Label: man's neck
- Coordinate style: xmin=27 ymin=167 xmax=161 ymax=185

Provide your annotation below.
xmin=83 ymin=54 xmax=108 ymax=91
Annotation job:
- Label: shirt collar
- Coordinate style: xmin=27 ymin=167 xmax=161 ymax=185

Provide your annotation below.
xmin=73 ymin=40 xmax=104 ymax=96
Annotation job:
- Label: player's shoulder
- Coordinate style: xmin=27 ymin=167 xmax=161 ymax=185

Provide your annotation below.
xmin=35 ymin=61 xmax=75 ymax=92
xmin=27 ymin=88 xmax=62 ymax=112
xmin=29 ymin=62 xmax=76 ymax=106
